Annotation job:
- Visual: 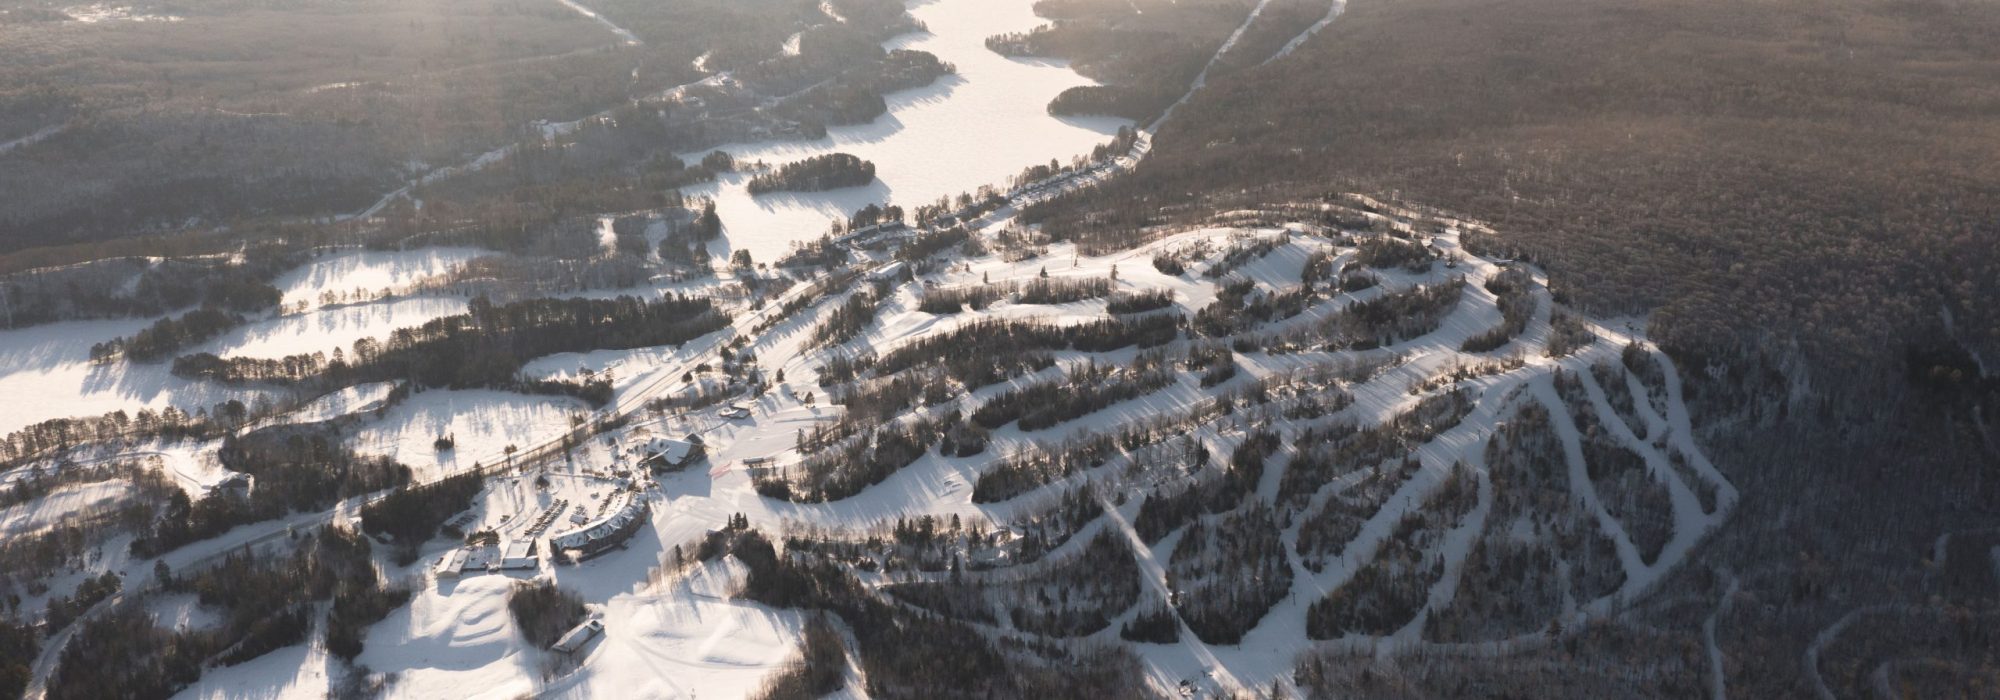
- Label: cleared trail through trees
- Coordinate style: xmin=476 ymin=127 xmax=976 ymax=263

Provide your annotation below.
xmin=553 ymin=0 xmax=641 ymax=45
xmin=1146 ymin=0 xmax=1283 ymax=132
xmin=1705 ymin=570 xmax=1739 ymax=700
xmin=1262 ymin=0 xmax=1348 ymax=67
xmin=0 ymin=124 xmax=65 ymax=156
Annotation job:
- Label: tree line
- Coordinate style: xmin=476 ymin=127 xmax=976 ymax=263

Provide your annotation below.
xmin=359 ymin=466 xmax=485 ymax=565
xmin=747 ymin=153 xmax=878 ymax=195
xmin=172 ymin=294 xmax=728 ymax=391
xmin=132 ymin=426 xmax=413 ymax=558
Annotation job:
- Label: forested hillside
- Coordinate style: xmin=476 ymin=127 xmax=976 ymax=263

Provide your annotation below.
xmin=1029 ymin=0 xmax=2000 ymax=376
xmin=0 ymin=0 xmax=925 ymax=252
xmin=1020 ymin=0 xmax=2000 ymax=694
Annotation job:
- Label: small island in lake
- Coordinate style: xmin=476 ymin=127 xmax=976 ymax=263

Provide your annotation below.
xmin=746 ymin=153 xmax=878 ymax=195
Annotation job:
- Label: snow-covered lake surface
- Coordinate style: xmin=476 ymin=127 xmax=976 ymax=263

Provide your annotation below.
xmin=683 ymin=0 xmax=1132 ymax=264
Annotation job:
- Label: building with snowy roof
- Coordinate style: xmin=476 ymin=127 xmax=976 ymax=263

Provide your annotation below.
xmin=641 ymin=434 xmax=706 ymax=470
xmin=552 ymin=619 xmax=604 ymax=654
xmin=549 ymin=491 xmax=650 ymax=561
xmin=434 ymin=548 xmax=470 ymax=578
xmin=499 ymin=539 xmax=539 ymax=570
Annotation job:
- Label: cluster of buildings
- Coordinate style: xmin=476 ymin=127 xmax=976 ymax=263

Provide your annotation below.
xmin=549 ymin=490 xmax=650 ymax=562
xmin=433 ymin=538 xmax=539 ymax=578
xmin=434 ymin=475 xmax=657 ymax=579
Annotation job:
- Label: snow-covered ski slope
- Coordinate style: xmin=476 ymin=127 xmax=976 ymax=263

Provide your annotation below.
xmin=317 ymin=197 xmax=1727 ymax=698
xmin=654 ymin=199 xmax=1739 ymax=696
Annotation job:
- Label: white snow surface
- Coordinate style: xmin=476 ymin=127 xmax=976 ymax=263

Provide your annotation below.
xmin=206 ymin=296 xmax=469 ymax=359
xmin=271 ymin=247 xmax=487 ymax=308
xmin=0 ymin=317 xmax=280 ymax=436
xmin=351 ymin=389 xmax=592 ymax=480
xmin=0 ymin=480 xmax=134 ymax=536
xmin=283 ymin=381 xmax=401 ymax=424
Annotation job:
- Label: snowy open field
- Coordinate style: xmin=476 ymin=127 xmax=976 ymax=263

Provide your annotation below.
xmin=350 ymin=390 xmax=592 ymax=480
xmin=272 ymin=247 xmax=487 ymax=308
xmin=0 ymin=246 xmax=490 ymax=435
xmin=0 ymin=480 xmax=133 ymax=537
xmin=206 ymin=296 xmax=469 ymax=359
xmin=0 ymin=317 xmax=280 ymax=436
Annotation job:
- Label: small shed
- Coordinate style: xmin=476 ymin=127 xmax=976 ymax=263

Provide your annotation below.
xmin=552 ymin=618 xmax=604 ymax=654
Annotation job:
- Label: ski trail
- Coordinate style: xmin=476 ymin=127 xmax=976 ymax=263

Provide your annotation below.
xmin=1938 ymin=305 xmax=1991 ymax=379
xmin=554 ymin=0 xmax=641 ymax=45
xmin=1285 ymin=372 xmax=1516 ymax=629
xmin=1147 ymin=0 xmax=1282 ymax=132
xmin=1099 ymin=495 xmax=1239 ymax=696
xmin=1261 ymin=0 xmax=1347 ymax=67
xmin=1870 ymin=660 xmax=1901 ymax=700
xmin=1533 ymin=377 xmax=1647 ymax=595
xmin=1804 ymin=603 xmax=1925 ymax=700
xmin=824 ymin=616 xmax=875 ymax=700
xmin=1704 ymin=570 xmax=1739 ymax=700
xmin=1396 ymin=461 xmax=1492 ymax=647
xmin=0 ymin=124 xmax=64 ymax=155
xmin=1624 ymin=368 xmax=1669 ymax=442
xmin=1648 ymin=347 xmax=1742 ymax=513
xmin=1573 ymin=365 xmax=1713 ymax=577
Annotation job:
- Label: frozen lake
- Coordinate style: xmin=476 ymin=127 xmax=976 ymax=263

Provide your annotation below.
xmin=684 ymin=0 xmax=1132 ymax=264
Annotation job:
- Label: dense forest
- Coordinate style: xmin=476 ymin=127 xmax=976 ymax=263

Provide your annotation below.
xmin=172 ymin=294 xmax=727 ymax=391
xmin=508 ymin=580 xmax=589 ymax=649
xmin=746 ymin=153 xmax=879 ymax=195
xmin=0 ymin=0 xmax=935 ymax=251
xmin=1026 ymin=0 xmax=2000 ymax=379
xmin=132 ymin=425 xmax=413 ymax=557
xmin=0 ymin=616 xmax=35 ymax=700
xmin=360 ymin=467 xmax=487 ymax=564
xmin=1 ymin=245 xmax=294 ymax=330
xmin=752 ymin=615 xmax=848 ymax=700
xmin=48 ymin=527 xmax=402 ymax=700
xmin=1010 ymin=0 xmax=2000 ymax=691
xmin=698 ymin=525 xmax=1149 ymax=699
xmin=986 ymin=0 xmax=1250 ymax=121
